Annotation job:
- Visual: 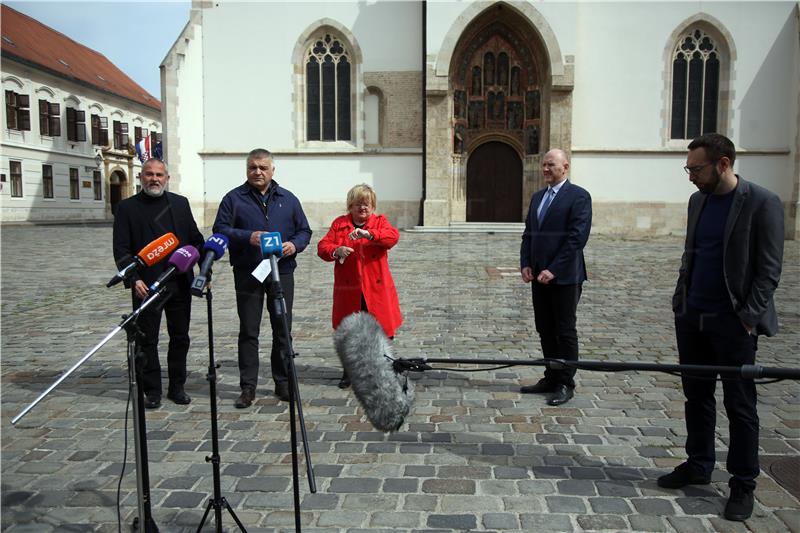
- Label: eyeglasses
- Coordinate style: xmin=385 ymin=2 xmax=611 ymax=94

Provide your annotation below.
xmin=683 ymin=162 xmax=714 ymax=175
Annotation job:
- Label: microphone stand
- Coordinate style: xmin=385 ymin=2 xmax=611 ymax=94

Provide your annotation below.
xmin=12 ymin=286 xmax=171 ymax=533
xmin=393 ymin=357 xmax=800 ymax=381
xmin=267 ymin=254 xmax=317 ymax=533
xmin=193 ymin=275 xmax=247 ymax=533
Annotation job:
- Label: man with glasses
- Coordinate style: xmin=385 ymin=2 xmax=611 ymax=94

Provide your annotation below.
xmin=660 ymin=133 xmax=784 ymax=521
xmin=213 ymin=149 xmax=312 ymax=407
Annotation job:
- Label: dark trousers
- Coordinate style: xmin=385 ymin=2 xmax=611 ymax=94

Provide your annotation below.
xmin=532 ymin=282 xmax=582 ymax=388
xmin=675 ymin=307 xmax=759 ymax=490
xmin=133 ymin=284 xmax=191 ymax=398
xmin=233 ymin=266 xmax=294 ymax=390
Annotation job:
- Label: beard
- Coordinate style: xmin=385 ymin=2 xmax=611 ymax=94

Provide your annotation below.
xmin=142 ymin=183 xmax=165 ymax=197
xmin=697 ymin=167 xmax=721 ymax=194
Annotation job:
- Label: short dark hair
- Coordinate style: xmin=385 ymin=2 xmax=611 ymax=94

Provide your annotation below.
xmin=247 ymin=148 xmax=273 ymax=163
xmin=687 ymin=133 xmax=736 ymax=165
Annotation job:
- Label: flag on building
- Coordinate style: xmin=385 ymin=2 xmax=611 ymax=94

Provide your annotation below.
xmin=153 ymin=141 xmax=163 ymax=161
xmin=136 ymin=136 xmax=151 ymax=163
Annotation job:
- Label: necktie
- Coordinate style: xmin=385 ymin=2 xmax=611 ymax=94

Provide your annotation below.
xmin=537 ymin=188 xmax=554 ymax=226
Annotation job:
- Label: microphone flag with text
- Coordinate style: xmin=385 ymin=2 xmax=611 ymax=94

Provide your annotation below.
xmin=334 ymin=312 xmax=414 ymax=433
xmin=148 ymin=245 xmax=200 ymax=292
xmin=107 ymin=232 xmax=179 ymax=287
xmin=260 ymin=232 xmax=283 ymax=258
xmin=190 ymin=233 xmax=229 ymax=296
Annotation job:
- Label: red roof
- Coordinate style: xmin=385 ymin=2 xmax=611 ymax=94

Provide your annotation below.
xmin=0 ymin=4 xmax=160 ymax=111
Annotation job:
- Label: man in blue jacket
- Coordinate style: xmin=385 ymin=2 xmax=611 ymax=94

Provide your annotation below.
xmin=213 ymin=149 xmax=312 ymax=407
xmin=519 ymin=148 xmax=592 ymax=406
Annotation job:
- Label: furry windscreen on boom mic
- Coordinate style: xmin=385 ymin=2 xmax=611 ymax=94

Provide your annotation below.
xmin=334 ymin=312 xmax=414 ymax=432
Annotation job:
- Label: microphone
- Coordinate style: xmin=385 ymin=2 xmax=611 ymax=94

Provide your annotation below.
xmin=148 ymin=245 xmax=200 ymax=292
xmin=107 ymin=232 xmax=179 ymax=287
xmin=334 ymin=312 xmax=414 ymax=432
xmin=260 ymin=232 xmax=283 ymax=258
xmin=190 ymin=234 xmax=229 ymax=296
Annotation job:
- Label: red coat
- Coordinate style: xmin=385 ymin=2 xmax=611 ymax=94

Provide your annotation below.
xmin=317 ymin=213 xmax=402 ymax=336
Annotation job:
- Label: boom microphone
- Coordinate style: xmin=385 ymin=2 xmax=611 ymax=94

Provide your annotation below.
xmin=107 ymin=232 xmax=179 ymax=287
xmin=148 ymin=245 xmax=200 ymax=292
xmin=334 ymin=312 xmax=414 ymax=432
xmin=190 ymin=234 xmax=229 ymax=297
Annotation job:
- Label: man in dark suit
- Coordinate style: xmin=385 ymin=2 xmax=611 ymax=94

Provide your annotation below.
xmin=113 ymin=158 xmax=204 ymax=409
xmin=658 ymin=133 xmax=784 ymax=522
xmin=519 ymin=148 xmax=592 ymax=406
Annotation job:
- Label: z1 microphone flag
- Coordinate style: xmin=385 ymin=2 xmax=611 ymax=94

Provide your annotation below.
xmin=334 ymin=312 xmax=414 ymax=432
xmin=107 ymin=232 xmax=179 ymax=287
xmin=260 ymin=232 xmax=283 ymax=258
xmin=190 ymin=234 xmax=229 ymax=297
xmin=149 ymin=245 xmax=200 ymax=292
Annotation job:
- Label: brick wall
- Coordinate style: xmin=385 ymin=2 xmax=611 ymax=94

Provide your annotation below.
xmin=364 ymin=71 xmax=423 ymax=148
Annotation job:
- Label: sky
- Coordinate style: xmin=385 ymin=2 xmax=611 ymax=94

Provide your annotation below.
xmin=6 ymin=0 xmax=191 ymax=98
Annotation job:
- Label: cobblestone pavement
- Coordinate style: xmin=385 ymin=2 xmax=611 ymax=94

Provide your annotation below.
xmin=1 ymin=225 xmax=798 ymax=533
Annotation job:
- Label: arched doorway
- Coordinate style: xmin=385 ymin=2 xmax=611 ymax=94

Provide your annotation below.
xmin=466 ymin=141 xmax=522 ymax=222
xmin=109 ymin=170 xmax=126 ymax=215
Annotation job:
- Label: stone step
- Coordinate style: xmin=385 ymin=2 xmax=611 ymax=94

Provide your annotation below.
xmin=406 ymin=222 xmax=525 ymax=233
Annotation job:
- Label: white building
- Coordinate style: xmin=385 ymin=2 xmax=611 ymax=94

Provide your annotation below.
xmin=163 ymin=0 xmax=799 ymax=237
xmin=1 ymin=5 xmax=163 ymax=223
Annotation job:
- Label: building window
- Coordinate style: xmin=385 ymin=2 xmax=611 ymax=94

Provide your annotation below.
xmin=42 ymin=164 xmax=54 ymax=198
xmin=93 ymin=170 xmax=102 ymax=200
xmin=150 ymin=131 xmax=162 ymax=158
xmin=670 ymin=28 xmax=720 ymax=139
xmin=134 ymin=126 xmax=148 ymax=144
xmin=91 ymin=114 xmax=109 ymax=146
xmin=66 ymin=107 xmax=86 ymax=141
xmin=5 ymin=90 xmax=31 ymax=131
xmin=10 ymin=160 xmax=23 ymax=197
xmin=113 ymin=120 xmax=129 ymax=149
xmin=306 ymin=33 xmax=351 ymax=141
xmin=69 ymin=167 xmax=79 ymax=199
xmin=39 ymin=100 xmax=61 ymax=136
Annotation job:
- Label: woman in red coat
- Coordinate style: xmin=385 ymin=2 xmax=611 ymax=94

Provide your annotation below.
xmin=317 ymin=184 xmax=402 ymax=388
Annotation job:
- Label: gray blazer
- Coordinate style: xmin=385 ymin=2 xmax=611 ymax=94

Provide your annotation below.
xmin=673 ymin=176 xmax=784 ymax=336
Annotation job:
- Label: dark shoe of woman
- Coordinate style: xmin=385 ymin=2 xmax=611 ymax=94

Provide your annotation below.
xmin=338 ymin=373 xmax=351 ymax=389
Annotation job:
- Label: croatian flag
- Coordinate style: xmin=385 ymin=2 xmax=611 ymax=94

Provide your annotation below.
xmin=136 ymin=136 xmax=151 ymax=163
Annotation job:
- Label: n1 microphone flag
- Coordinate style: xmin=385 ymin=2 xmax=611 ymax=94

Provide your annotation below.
xmin=107 ymin=232 xmax=179 ymax=287
xmin=135 ymin=136 xmax=151 ymax=163
xmin=190 ymin=234 xmax=230 ymax=297
xmin=260 ymin=232 xmax=283 ymax=258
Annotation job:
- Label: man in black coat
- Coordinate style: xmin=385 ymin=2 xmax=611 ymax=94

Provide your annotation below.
xmin=659 ymin=133 xmax=784 ymax=522
xmin=519 ymin=148 xmax=592 ymax=406
xmin=113 ymin=158 xmax=204 ymax=409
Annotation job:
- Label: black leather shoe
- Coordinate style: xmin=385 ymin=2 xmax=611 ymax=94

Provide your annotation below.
xmin=520 ymin=379 xmax=555 ymax=394
xmin=167 ymin=389 xmax=191 ymax=405
xmin=234 ymin=387 xmax=255 ymax=409
xmin=724 ymin=486 xmax=754 ymax=521
xmin=144 ymin=395 xmax=161 ymax=409
xmin=547 ymin=385 xmax=574 ymax=406
xmin=274 ymin=382 xmax=290 ymax=402
xmin=338 ymin=372 xmax=351 ymax=389
xmin=657 ymin=462 xmax=711 ymax=489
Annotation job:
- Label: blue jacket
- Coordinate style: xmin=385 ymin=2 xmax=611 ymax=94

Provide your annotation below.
xmin=213 ymin=181 xmax=312 ymax=273
xmin=520 ymin=180 xmax=592 ymax=285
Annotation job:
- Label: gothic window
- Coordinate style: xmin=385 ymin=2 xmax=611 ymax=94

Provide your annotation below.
xmin=670 ymin=28 xmax=720 ymax=139
xmin=306 ymin=33 xmax=351 ymax=141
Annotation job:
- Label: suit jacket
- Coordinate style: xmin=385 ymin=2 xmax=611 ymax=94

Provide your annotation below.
xmin=113 ymin=191 xmax=205 ymax=288
xmin=673 ymin=176 xmax=784 ymax=336
xmin=520 ymin=179 xmax=592 ymax=284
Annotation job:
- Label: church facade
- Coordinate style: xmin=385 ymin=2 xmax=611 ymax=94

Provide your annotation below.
xmin=162 ymin=1 xmax=799 ymax=237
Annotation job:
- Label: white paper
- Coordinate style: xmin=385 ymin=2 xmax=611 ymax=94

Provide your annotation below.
xmin=251 ymin=259 xmax=272 ymax=282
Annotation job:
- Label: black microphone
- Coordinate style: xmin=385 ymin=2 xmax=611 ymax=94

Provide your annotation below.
xmin=190 ymin=233 xmax=229 ymax=297
xmin=334 ymin=312 xmax=414 ymax=432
